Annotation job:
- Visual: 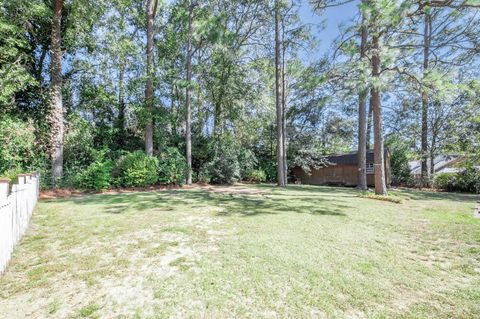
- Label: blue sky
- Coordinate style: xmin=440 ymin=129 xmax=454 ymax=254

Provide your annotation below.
xmin=299 ymin=0 xmax=360 ymax=59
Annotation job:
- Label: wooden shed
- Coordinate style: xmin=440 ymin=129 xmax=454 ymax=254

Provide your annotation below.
xmin=291 ymin=150 xmax=391 ymax=187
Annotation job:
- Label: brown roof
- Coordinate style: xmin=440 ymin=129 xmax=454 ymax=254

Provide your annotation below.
xmin=320 ymin=149 xmax=388 ymax=166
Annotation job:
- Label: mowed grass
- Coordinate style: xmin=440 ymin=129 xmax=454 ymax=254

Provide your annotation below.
xmin=1 ymin=184 xmax=479 ymax=318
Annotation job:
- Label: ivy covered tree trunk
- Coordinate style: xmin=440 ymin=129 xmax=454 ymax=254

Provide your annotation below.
xmin=357 ymin=3 xmax=368 ymax=190
xmin=371 ymin=32 xmax=387 ymax=196
xmin=185 ymin=2 xmax=193 ymax=185
xmin=144 ymin=0 xmax=157 ymax=156
xmin=420 ymin=11 xmax=431 ymax=187
xmin=50 ymin=0 xmax=64 ymax=186
xmin=275 ymin=0 xmax=285 ymax=187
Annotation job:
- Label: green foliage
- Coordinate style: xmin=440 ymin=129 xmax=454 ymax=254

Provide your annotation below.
xmin=291 ymin=148 xmax=326 ymax=176
xmin=245 ymin=169 xmax=267 ymax=183
xmin=74 ymin=159 xmax=113 ymax=191
xmin=158 ymin=147 xmax=187 ymax=185
xmin=197 ymin=170 xmax=211 ymax=184
xmin=0 ymin=0 xmax=477 ymax=194
xmin=385 ymin=135 xmax=414 ymax=186
xmin=434 ymin=168 xmax=480 ymax=193
xmin=64 ymin=114 xmax=98 ymax=171
xmin=205 ymin=137 xmax=241 ymax=184
xmin=433 ymin=173 xmax=456 ymax=191
xmin=0 ymin=168 xmax=23 ymax=182
xmin=0 ymin=116 xmax=37 ymax=174
xmin=260 ymin=160 xmax=277 ymax=182
xmin=238 ymin=148 xmax=258 ymax=179
xmin=0 ymin=15 xmax=36 ymax=107
xmin=113 ymin=151 xmax=159 ymax=187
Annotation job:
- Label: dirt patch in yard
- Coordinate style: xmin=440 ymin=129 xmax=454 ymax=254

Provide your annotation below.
xmin=39 ymin=184 xmax=186 ymax=199
xmin=0 ymin=212 xmax=231 ymax=318
xmin=199 ymin=184 xmax=267 ymax=196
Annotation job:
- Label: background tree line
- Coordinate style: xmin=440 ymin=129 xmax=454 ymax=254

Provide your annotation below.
xmin=0 ymin=0 xmax=478 ymax=193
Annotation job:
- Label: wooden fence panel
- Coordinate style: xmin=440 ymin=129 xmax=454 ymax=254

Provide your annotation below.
xmin=0 ymin=173 xmax=40 ymax=274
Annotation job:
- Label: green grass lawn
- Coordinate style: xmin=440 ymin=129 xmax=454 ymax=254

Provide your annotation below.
xmin=1 ymin=184 xmax=479 ymax=318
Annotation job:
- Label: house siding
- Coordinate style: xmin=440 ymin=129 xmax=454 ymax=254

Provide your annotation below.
xmin=292 ymin=153 xmax=390 ymax=187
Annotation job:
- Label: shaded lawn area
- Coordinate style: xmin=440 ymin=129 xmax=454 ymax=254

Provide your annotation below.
xmin=1 ymin=185 xmax=479 ymax=318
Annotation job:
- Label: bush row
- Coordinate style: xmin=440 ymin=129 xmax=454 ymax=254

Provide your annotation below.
xmin=193 ymin=137 xmax=267 ymax=185
xmin=72 ymin=143 xmax=270 ymax=191
xmin=433 ymin=167 xmax=480 ymax=193
xmin=73 ymin=148 xmax=187 ymax=191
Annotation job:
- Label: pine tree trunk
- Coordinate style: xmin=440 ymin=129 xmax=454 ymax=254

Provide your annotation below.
xmin=275 ymin=0 xmax=285 ymax=187
xmin=430 ymin=130 xmax=436 ymax=175
xmin=357 ymin=4 xmax=368 ymax=190
xmin=281 ymin=21 xmax=288 ymax=186
xmin=185 ymin=3 xmax=193 ymax=184
xmin=117 ymin=63 xmax=126 ymax=147
xmin=366 ymin=92 xmax=373 ymax=150
xmin=144 ymin=0 xmax=156 ymax=156
xmin=50 ymin=0 xmax=64 ymax=186
xmin=371 ymin=33 xmax=387 ymax=196
xmin=420 ymin=11 xmax=431 ymax=187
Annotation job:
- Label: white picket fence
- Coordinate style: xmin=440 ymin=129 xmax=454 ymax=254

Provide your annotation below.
xmin=0 ymin=173 xmax=40 ymax=274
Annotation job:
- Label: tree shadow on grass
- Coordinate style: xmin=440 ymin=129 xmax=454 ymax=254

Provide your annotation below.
xmin=392 ymin=188 xmax=478 ymax=203
xmin=259 ymin=184 xmax=478 ymax=204
xmin=254 ymin=183 xmax=358 ymax=194
xmin=53 ymin=188 xmax=351 ymax=218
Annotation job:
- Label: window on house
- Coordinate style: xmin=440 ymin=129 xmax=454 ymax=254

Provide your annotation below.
xmin=366 ymin=163 xmax=374 ymax=174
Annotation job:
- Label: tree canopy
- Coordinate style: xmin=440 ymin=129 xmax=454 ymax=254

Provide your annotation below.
xmin=0 ymin=0 xmax=478 ymax=193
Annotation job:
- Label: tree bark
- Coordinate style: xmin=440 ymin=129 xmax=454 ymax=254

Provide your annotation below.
xmin=275 ymin=0 xmax=285 ymax=187
xmin=371 ymin=32 xmax=387 ymax=196
xmin=281 ymin=18 xmax=288 ymax=186
xmin=357 ymin=4 xmax=368 ymax=190
xmin=430 ymin=148 xmax=435 ymax=175
xmin=430 ymin=126 xmax=436 ymax=175
xmin=420 ymin=10 xmax=431 ymax=187
xmin=185 ymin=3 xmax=193 ymax=184
xmin=144 ymin=0 xmax=157 ymax=156
xmin=117 ymin=63 xmax=126 ymax=147
xmin=50 ymin=0 xmax=64 ymax=186
xmin=366 ymin=92 xmax=373 ymax=150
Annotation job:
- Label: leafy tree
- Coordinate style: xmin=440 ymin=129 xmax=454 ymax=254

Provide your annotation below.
xmin=385 ymin=134 xmax=414 ymax=186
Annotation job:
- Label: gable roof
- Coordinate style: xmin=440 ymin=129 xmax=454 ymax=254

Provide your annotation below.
xmin=408 ymin=154 xmax=461 ymax=175
xmin=319 ymin=149 xmax=387 ymax=166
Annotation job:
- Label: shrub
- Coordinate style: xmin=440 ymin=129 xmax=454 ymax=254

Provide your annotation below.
xmin=74 ymin=160 xmax=113 ymax=191
xmin=457 ymin=167 xmax=480 ymax=193
xmin=434 ymin=167 xmax=480 ymax=193
xmin=158 ymin=147 xmax=187 ymax=185
xmin=433 ymin=173 xmax=456 ymax=191
xmin=245 ymin=169 xmax=267 ymax=183
xmin=113 ymin=151 xmax=159 ymax=187
xmin=205 ymin=137 xmax=241 ymax=184
xmin=260 ymin=160 xmax=277 ymax=182
xmin=197 ymin=170 xmax=211 ymax=184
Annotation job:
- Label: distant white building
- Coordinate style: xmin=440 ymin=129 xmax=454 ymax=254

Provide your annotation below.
xmin=408 ymin=155 xmax=463 ymax=178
